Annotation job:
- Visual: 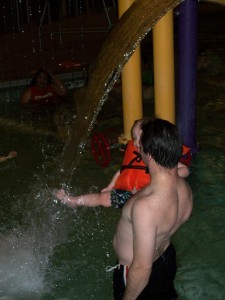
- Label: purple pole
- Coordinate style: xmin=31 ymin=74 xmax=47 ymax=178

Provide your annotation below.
xmin=176 ymin=0 xmax=199 ymax=154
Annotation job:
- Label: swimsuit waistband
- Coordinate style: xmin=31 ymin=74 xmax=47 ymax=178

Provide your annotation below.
xmin=106 ymin=243 xmax=175 ymax=272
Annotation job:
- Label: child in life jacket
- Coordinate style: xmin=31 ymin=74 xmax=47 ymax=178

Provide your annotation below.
xmin=55 ymin=118 xmax=189 ymax=208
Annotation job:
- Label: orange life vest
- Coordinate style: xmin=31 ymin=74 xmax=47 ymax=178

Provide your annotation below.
xmin=114 ymin=140 xmax=150 ymax=191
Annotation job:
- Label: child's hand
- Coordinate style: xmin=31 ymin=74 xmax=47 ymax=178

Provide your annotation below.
xmin=55 ymin=189 xmax=67 ymax=201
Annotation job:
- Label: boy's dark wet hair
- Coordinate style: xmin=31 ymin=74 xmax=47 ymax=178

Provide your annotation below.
xmin=141 ymin=118 xmax=182 ymax=168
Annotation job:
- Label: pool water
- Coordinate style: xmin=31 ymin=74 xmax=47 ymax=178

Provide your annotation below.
xmin=174 ymin=73 xmax=225 ymax=299
xmin=0 ymin=72 xmax=225 ymax=299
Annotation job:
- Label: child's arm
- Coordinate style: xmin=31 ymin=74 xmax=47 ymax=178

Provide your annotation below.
xmin=101 ymin=170 xmax=120 ymax=193
xmin=20 ymin=87 xmax=33 ymax=106
xmin=0 ymin=151 xmax=17 ymax=163
xmin=178 ymin=161 xmax=190 ymax=178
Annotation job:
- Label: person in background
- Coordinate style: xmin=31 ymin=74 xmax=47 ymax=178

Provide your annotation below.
xmin=112 ymin=118 xmax=193 ymax=299
xmin=0 ymin=151 xmax=17 ymax=163
xmin=20 ymin=68 xmax=67 ymax=108
xmin=55 ymin=118 xmax=189 ymax=208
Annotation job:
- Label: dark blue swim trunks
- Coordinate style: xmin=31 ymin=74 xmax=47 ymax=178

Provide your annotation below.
xmin=110 ymin=189 xmax=132 ymax=208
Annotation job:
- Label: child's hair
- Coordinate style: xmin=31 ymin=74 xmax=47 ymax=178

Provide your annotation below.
xmin=29 ymin=69 xmax=52 ymax=87
xmin=131 ymin=117 xmax=153 ymax=135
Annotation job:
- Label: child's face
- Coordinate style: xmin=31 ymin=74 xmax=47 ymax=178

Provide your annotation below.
xmin=132 ymin=121 xmax=142 ymax=149
xmin=36 ymin=72 xmax=48 ymax=88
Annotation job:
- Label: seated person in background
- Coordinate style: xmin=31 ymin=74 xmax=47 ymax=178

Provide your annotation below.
xmin=55 ymin=118 xmax=189 ymax=208
xmin=20 ymin=68 xmax=67 ymax=107
xmin=0 ymin=151 xmax=17 ymax=163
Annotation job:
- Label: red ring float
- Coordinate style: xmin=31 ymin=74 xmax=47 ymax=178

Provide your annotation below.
xmin=91 ymin=133 xmax=111 ymax=168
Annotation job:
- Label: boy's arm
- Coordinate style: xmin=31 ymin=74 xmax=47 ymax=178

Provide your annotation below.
xmin=123 ymin=198 xmax=156 ymax=299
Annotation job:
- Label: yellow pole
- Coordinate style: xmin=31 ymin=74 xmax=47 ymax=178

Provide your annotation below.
xmin=153 ymin=10 xmax=175 ymax=124
xmin=118 ymin=0 xmax=143 ymax=144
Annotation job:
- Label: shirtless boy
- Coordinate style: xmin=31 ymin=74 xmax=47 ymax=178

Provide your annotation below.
xmin=113 ymin=118 xmax=193 ymax=299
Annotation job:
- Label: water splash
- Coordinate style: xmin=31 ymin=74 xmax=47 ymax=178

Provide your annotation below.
xmin=0 ymin=228 xmax=51 ymax=298
xmin=0 ymin=187 xmax=68 ymax=299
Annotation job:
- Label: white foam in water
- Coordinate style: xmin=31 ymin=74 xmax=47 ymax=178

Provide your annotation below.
xmin=0 ymin=188 xmax=68 ymax=299
xmin=0 ymin=228 xmax=52 ymax=298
